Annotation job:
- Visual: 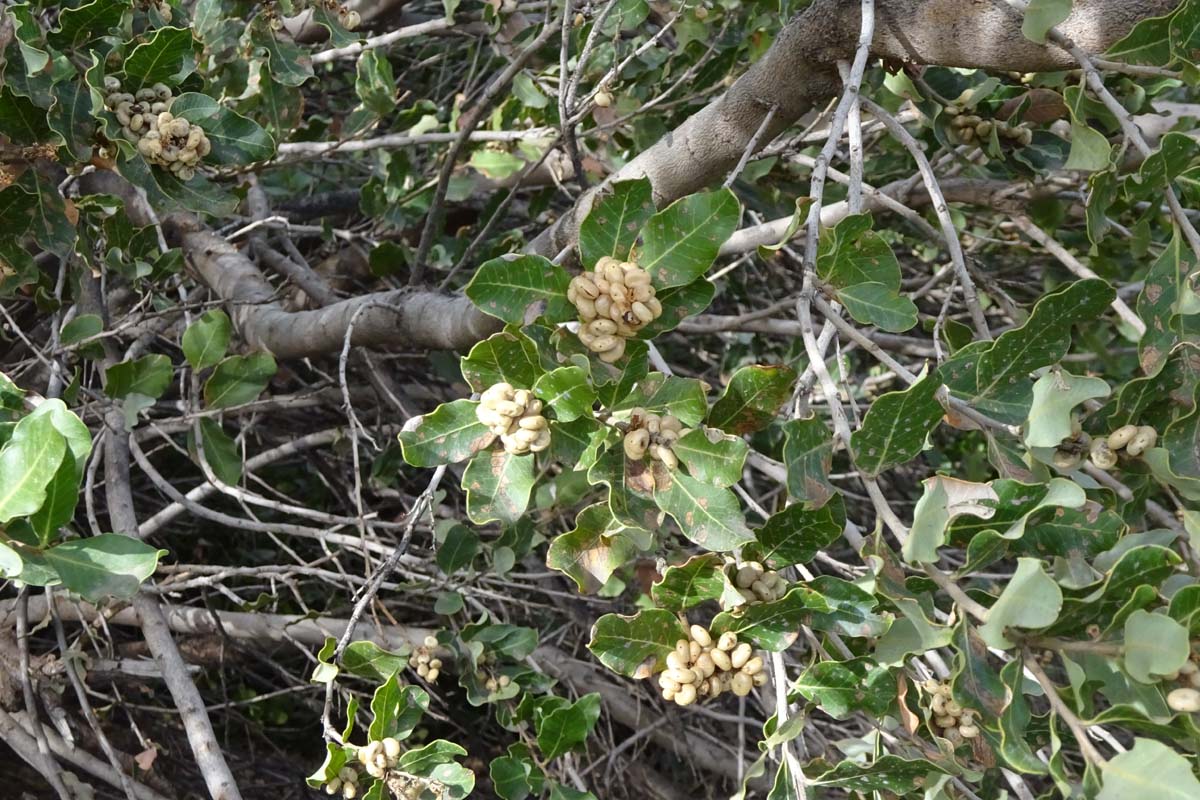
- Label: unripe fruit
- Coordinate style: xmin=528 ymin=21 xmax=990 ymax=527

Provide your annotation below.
xmin=742 ymin=656 xmax=764 ymax=676
xmin=1106 ymin=424 xmax=1138 ymax=450
xmin=424 ymin=635 xmax=438 ymax=648
xmin=1090 ymin=438 xmax=1117 ymax=470
xmin=958 ymin=724 xmax=980 ymax=738
xmin=1168 ymin=688 xmax=1200 ymax=713
xmin=326 ymin=778 xmax=342 ymax=794
xmin=594 ymin=90 xmax=612 ymax=108
xmin=731 ymin=672 xmax=753 ymax=696
xmin=383 ymin=738 xmax=401 ymax=759
xmin=690 ymin=625 xmax=712 ymax=647
xmin=694 ymin=5 xmax=708 ymax=18
xmin=1126 ymin=425 xmax=1157 ymax=456
xmin=717 ymin=632 xmax=737 ymax=651
xmin=674 ymin=682 xmax=697 ymax=706
xmin=710 ymin=648 xmax=731 ymax=671
xmin=730 ymin=643 xmax=752 ymax=670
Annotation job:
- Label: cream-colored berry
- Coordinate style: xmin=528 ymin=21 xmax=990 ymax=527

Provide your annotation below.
xmin=1169 ymin=687 xmax=1200 ymax=713
xmin=1090 ymin=438 xmax=1118 ymax=470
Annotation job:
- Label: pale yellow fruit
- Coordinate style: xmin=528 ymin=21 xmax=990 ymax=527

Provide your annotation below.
xmin=731 ymin=672 xmax=753 ymax=697
xmin=1107 ymin=424 xmax=1138 ymax=450
xmin=730 ymin=642 xmax=752 ymax=670
xmin=674 ymin=682 xmax=697 ymax=706
xmin=594 ymin=90 xmax=612 ymax=108
xmin=717 ymin=631 xmax=738 ymax=651
xmin=1168 ymin=687 xmax=1200 ymax=713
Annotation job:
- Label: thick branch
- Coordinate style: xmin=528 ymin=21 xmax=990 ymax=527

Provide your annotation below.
xmin=162 ymin=216 xmax=500 ymax=356
xmin=529 ymin=0 xmax=1177 ymax=258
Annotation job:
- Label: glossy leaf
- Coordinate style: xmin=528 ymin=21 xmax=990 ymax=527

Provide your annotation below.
xmin=459 ymin=329 xmax=541 ymax=393
xmin=978 ymin=558 xmax=1063 ymax=648
xmin=1025 ymin=370 xmax=1111 ymax=447
xmin=1123 ymin=610 xmax=1189 ymax=684
xmin=44 ymin=534 xmax=167 ymax=601
xmin=368 ymin=675 xmax=429 ymax=741
xmin=104 ymin=354 xmax=173 ymax=400
xmin=124 ymin=26 xmax=197 ymax=87
xmin=533 ymin=366 xmax=596 ymax=422
xmin=578 ymin=178 xmax=654 ymax=267
xmin=463 ymin=449 xmax=535 ymax=525
xmin=781 ymin=417 xmax=836 ymax=506
xmin=672 ymin=427 xmax=748 ymax=487
xmin=465 ymin=255 xmax=572 ymax=324
xmin=836 ymin=282 xmax=919 ymax=332
xmin=639 ymin=188 xmax=741 ymax=288
xmin=203 ymin=353 xmax=276 ymax=409
xmin=398 ymin=399 xmax=495 ymax=467
xmin=1097 ymin=739 xmax=1200 ymax=800
xmin=535 ymin=693 xmax=601 ymax=760
xmin=342 ymin=641 xmax=411 ymax=681
xmin=171 ymin=92 xmax=277 ymax=164
xmin=0 ymin=412 xmax=67 ymax=523
xmin=587 ymin=609 xmax=687 ymax=677
xmin=743 ymin=496 xmax=844 ymax=570
xmin=707 ymin=364 xmax=797 ymax=435
xmin=547 ymin=503 xmax=638 ymax=593
xmin=654 ymin=472 xmax=755 ymax=551
xmin=852 ymin=369 xmax=943 ymax=476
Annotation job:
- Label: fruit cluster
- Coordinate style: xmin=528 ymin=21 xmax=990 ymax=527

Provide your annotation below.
xmin=731 ymin=561 xmax=787 ymax=604
xmin=948 ymin=111 xmax=1033 ymax=146
xmin=102 ymin=78 xmax=211 ymax=181
xmin=567 ymin=256 xmax=663 ymax=363
xmin=657 ymin=624 xmax=766 ymax=705
xmin=323 ymin=765 xmax=363 ymax=798
xmin=476 ymin=383 xmax=551 ymax=455
xmin=1089 ymin=423 xmax=1158 ymax=469
xmin=622 ymin=408 xmax=687 ymax=470
xmin=922 ymin=679 xmax=979 ymax=740
xmin=408 ymin=635 xmax=443 ymax=682
xmin=387 ymin=772 xmax=446 ymax=800
xmin=264 ymin=0 xmax=359 ymax=30
xmin=358 ymin=737 xmax=404 ymax=780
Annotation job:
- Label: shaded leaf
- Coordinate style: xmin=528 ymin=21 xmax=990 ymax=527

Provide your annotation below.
xmin=707 ymin=364 xmax=797 ymax=435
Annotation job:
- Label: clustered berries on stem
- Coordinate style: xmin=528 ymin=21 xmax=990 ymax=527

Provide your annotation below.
xmin=322 ymin=738 xmax=443 ymax=799
xmin=948 ymin=111 xmax=1033 ymax=146
xmin=922 ymin=679 xmax=979 ymax=741
xmin=1089 ymin=423 xmax=1158 ymax=470
xmin=567 ymin=256 xmax=663 ymax=363
xmin=657 ymin=624 xmax=766 ymax=705
xmin=264 ymin=0 xmax=359 ymax=30
xmin=621 ymin=408 xmax=687 ymax=470
xmin=1165 ymin=656 xmax=1200 ymax=712
xmin=731 ymin=561 xmax=787 ymax=605
xmin=476 ymin=383 xmax=551 ymax=455
xmin=102 ymin=77 xmax=211 ymax=181
xmin=408 ymin=635 xmax=443 ymax=682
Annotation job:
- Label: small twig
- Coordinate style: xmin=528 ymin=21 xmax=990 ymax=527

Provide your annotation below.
xmin=1023 ymin=650 xmax=1108 ymax=768
xmin=723 ymin=103 xmax=779 ymax=188
xmin=15 ymin=590 xmax=72 ymax=800
xmin=411 ymin=21 xmax=560 ymax=282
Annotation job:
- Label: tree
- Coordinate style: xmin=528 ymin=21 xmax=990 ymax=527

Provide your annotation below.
xmin=1 ymin=0 xmax=1198 ymax=797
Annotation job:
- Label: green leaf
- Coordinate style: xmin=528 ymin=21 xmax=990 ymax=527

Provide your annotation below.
xmin=104 ymin=354 xmax=173 ymax=400
xmin=170 ymin=92 xmax=276 ymax=164
xmin=650 ymin=553 xmax=734 ymax=612
xmin=463 ymin=449 xmax=535 ymax=525
xmin=816 ymin=213 xmax=901 ymax=290
xmin=654 ymin=472 xmax=754 ymax=551
xmin=465 ymin=254 xmax=572 ymax=325
xmin=469 ymin=149 xmax=525 ymax=180
xmin=533 ymin=366 xmax=596 ymax=422
xmin=579 ymin=178 xmax=654 ymax=267
xmin=781 ymin=417 xmax=836 ymax=506
xmin=368 ymin=675 xmax=430 ymax=741
xmin=398 ymin=399 xmax=495 ymax=467
xmin=49 ymin=0 xmax=130 ymax=49
xmin=24 ymin=400 xmax=92 ymax=480
xmin=48 ymin=79 xmax=95 ymax=161
xmin=905 ymin=475 xmax=999 ymax=564
xmin=459 ymin=329 xmax=541 ymax=392
xmin=852 ymin=369 xmax=943 ymax=476
xmin=355 ymin=49 xmax=396 ymax=117
xmin=28 ymin=452 xmax=80 ymax=544
xmin=342 ymin=641 xmax=410 ymax=681
xmin=634 ymin=277 xmax=715 ymax=338
xmin=0 ymin=85 xmax=51 ymax=143
xmin=587 ymin=608 xmax=687 ymax=677
xmin=939 ymin=279 xmax=1114 ymax=423
xmin=672 ymin=427 xmax=748 ymax=487
xmin=437 ymin=524 xmax=480 ymax=574
xmin=511 ymin=72 xmax=549 ymax=109
xmin=610 ymin=373 xmax=708 ymax=426
xmin=203 ymin=352 xmax=276 ymax=408
xmin=1123 ymin=610 xmax=1190 ymax=684
xmin=711 ymin=585 xmax=833 ymax=650
xmin=0 ymin=541 xmax=22 ymax=579
xmin=191 ymin=418 xmax=242 ymax=485
xmin=639 ymin=188 xmax=741 ymax=288
xmin=306 ymin=742 xmax=352 ymax=788
xmin=536 ymin=693 xmax=600 ymax=760
xmin=123 ymin=26 xmax=197 ymax=87
xmin=1098 ymin=739 xmax=1200 ymax=800
xmin=978 ymin=558 xmax=1063 ymax=648
xmin=0 ymin=412 xmax=67 ymax=523
xmin=44 ymin=534 xmax=166 ymax=601
xmin=810 ymin=756 xmax=943 ymax=794
xmin=547 ymin=503 xmax=638 ymax=593
xmin=60 ymin=314 xmax=102 ymax=346
xmin=707 ymin=364 xmax=797 ymax=434
xmin=743 ymin=496 xmax=844 ymax=570
xmin=1024 ymin=369 xmax=1111 ymax=447
xmin=249 ymin=22 xmax=315 ymax=86
xmin=836 ymin=282 xmax=919 ymax=332
xmin=790 ymin=657 xmax=895 ymax=719
xmin=1021 ymin=0 xmax=1071 ymax=43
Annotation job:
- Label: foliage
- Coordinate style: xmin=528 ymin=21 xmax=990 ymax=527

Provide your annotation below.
xmin=2 ymin=0 xmax=1200 ymax=798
